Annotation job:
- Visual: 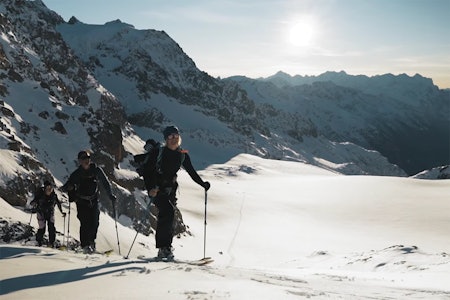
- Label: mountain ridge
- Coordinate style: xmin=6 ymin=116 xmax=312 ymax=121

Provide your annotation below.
xmin=229 ymin=71 xmax=449 ymax=174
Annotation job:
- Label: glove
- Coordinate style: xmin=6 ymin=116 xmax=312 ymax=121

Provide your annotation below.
xmin=148 ymin=187 xmax=159 ymax=198
xmin=110 ymin=194 xmax=117 ymax=204
xmin=68 ymin=190 xmax=77 ymax=202
xmin=203 ymin=181 xmax=211 ymax=191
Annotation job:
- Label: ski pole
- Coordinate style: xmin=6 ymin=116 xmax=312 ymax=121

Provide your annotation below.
xmin=113 ymin=202 xmax=121 ymax=255
xmin=63 ymin=213 xmax=66 ymax=248
xmin=125 ymin=197 xmax=153 ymax=259
xmin=125 ymin=230 xmax=139 ymax=259
xmin=67 ymin=202 xmax=71 ymax=250
xmin=28 ymin=211 xmax=33 ymax=226
xmin=203 ymin=190 xmax=208 ymax=259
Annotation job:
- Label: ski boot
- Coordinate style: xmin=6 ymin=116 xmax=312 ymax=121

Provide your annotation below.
xmin=157 ymin=247 xmax=174 ymax=261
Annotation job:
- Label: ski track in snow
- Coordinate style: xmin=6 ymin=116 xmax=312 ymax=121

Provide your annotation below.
xmin=1 ymin=244 xmax=450 ymax=300
xmin=227 ymin=192 xmax=246 ymax=266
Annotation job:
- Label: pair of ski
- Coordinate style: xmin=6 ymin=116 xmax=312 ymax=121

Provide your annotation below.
xmin=72 ymin=247 xmax=114 ymax=256
xmin=136 ymin=255 xmax=214 ymax=266
xmin=32 ymin=243 xmax=114 ymax=256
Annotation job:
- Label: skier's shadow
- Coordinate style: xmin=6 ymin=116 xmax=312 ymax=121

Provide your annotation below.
xmin=0 ymin=246 xmax=41 ymax=259
xmin=0 ymin=246 xmax=143 ymax=295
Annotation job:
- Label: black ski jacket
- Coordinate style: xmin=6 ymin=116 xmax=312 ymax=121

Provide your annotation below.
xmin=31 ymin=187 xmax=63 ymax=215
xmin=63 ymin=163 xmax=113 ymax=202
xmin=143 ymin=146 xmax=205 ymax=192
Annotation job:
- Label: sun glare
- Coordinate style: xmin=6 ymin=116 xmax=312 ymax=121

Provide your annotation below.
xmin=288 ymin=18 xmax=317 ymax=47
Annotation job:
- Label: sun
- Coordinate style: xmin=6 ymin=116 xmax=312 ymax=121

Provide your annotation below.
xmin=288 ymin=18 xmax=317 ymax=47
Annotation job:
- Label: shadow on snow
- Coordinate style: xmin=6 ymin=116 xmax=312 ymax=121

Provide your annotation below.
xmin=0 ymin=246 xmax=141 ymax=295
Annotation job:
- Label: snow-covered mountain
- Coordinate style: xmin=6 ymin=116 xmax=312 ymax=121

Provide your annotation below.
xmin=0 ymin=0 xmax=123 ymax=201
xmin=413 ymin=165 xmax=450 ymax=180
xmin=230 ymin=71 xmax=450 ymax=175
xmin=0 ymin=0 xmax=448 ymax=228
xmin=56 ymin=18 xmax=449 ymax=177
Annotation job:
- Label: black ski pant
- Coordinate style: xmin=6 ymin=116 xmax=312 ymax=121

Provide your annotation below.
xmin=154 ymin=193 xmax=176 ymax=249
xmin=76 ymin=200 xmax=100 ymax=248
xmin=36 ymin=211 xmax=55 ymax=244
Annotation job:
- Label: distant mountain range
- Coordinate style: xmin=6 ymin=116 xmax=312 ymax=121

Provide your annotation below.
xmin=230 ymin=71 xmax=449 ymax=175
xmin=0 ymin=0 xmax=449 ymax=218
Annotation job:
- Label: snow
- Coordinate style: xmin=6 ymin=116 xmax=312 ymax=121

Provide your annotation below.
xmin=0 ymin=150 xmax=30 ymax=185
xmin=1 ymin=154 xmax=450 ymax=299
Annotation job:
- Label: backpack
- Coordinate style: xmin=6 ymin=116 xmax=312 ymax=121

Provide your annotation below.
xmin=134 ymin=139 xmax=160 ymax=176
xmin=134 ymin=152 xmax=150 ymax=176
xmin=133 ymin=144 xmax=186 ymax=177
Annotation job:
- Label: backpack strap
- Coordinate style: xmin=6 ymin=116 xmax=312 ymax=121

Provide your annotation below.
xmin=156 ymin=145 xmax=187 ymax=174
xmin=156 ymin=144 xmax=165 ymax=174
xmin=179 ymin=149 xmax=187 ymax=167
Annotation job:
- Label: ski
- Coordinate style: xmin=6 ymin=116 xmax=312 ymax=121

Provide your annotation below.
xmin=175 ymin=257 xmax=214 ymax=266
xmin=95 ymin=249 xmax=114 ymax=256
xmin=136 ymin=255 xmax=213 ymax=265
xmin=136 ymin=255 xmax=164 ymax=262
xmin=73 ymin=248 xmax=114 ymax=255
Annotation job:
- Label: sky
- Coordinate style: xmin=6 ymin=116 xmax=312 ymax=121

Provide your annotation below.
xmin=42 ymin=0 xmax=450 ymax=89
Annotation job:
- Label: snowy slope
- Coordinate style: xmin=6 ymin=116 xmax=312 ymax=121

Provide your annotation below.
xmin=1 ymin=154 xmax=450 ymax=299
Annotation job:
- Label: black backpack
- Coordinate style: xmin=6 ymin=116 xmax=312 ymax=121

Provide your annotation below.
xmin=134 ymin=143 xmax=186 ymax=177
xmin=134 ymin=139 xmax=160 ymax=177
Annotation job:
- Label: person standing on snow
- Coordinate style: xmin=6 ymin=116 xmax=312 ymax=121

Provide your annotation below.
xmin=143 ymin=125 xmax=210 ymax=260
xmin=30 ymin=180 xmax=66 ymax=247
xmin=62 ymin=150 xmax=116 ymax=254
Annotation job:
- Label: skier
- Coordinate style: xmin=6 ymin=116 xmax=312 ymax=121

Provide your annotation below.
xmin=62 ymin=150 xmax=117 ymax=254
xmin=143 ymin=125 xmax=210 ymax=260
xmin=30 ymin=180 xmax=66 ymax=247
